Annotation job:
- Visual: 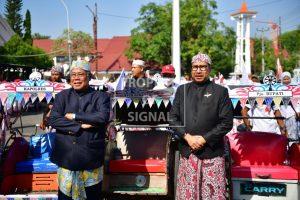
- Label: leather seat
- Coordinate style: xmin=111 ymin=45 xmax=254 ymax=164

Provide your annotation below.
xmin=226 ymin=132 xmax=299 ymax=180
xmin=109 ymin=159 xmax=167 ymax=173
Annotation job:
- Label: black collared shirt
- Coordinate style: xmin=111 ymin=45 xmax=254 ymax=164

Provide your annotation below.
xmin=169 ymin=80 xmax=233 ymax=159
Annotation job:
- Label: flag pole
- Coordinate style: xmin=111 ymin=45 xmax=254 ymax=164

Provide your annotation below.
xmin=172 ymin=0 xmax=181 ymax=82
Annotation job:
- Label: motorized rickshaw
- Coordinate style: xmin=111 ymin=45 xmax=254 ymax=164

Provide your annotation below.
xmin=0 ymin=77 xmax=69 ymax=199
xmin=226 ymin=80 xmax=300 ymax=200
xmin=0 ymin=74 xmax=299 ymax=200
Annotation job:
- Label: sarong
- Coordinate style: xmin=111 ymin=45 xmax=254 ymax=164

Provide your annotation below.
xmin=176 ymin=154 xmax=226 ymax=200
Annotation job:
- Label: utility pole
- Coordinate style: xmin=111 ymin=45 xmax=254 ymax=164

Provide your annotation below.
xmin=278 ymin=16 xmax=282 ymax=51
xmin=257 ymin=27 xmax=269 ymax=73
xmin=86 ymin=3 xmax=98 ymax=75
xmin=60 ymin=0 xmax=72 ymax=70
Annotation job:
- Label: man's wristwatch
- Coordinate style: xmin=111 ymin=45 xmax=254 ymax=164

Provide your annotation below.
xmin=72 ymin=113 xmax=76 ymax=120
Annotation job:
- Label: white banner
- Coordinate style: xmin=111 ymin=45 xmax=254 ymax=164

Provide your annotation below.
xmin=249 ymin=90 xmax=292 ymax=98
xmin=16 ymin=86 xmax=54 ymax=93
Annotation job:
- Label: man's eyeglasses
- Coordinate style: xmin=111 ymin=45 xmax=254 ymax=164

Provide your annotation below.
xmin=70 ymin=73 xmax=86 ymax=78
xmin=192 ymin=65 xmax=209 ymax=71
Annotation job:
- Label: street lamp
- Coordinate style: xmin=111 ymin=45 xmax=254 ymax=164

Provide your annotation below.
xmin=60 ymin=0 xmax=72 ymax=69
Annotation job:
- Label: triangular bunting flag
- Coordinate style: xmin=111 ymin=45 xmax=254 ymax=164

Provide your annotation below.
xmin=248 ymin=98 xmax=256 ymax=109
xmin=147 ymin=97 xmax=155 ymax=108
xmin=38 ymin=92 xmax=45 ymax=102
xmin=265 ymin=97 xmax=273 ymax=112
xmin=142 ymin=98 xmax=148 ymax=108
xmin=155 ymin=97 xmax=163 ymax=108
xmin=265 ymin=97 xmax=273 ymax=106
xmin=256 ymin=97 xmax=264 ymax=107
xmin=45 ymin=92 xmax=53 ymax=103
xmin=111 ymin=98 xmax=117 ymax=108
xmin=23 ymin=93 xmax=31 ymax=104
xmin=15 ymin=93 xmax=23 ymax=103
xmin=125 ymin=98 xmax=132 ymax=108
xmin=240 ymin=98 xmax=247 ymax=108
xmin=282 ymin=97 xmax=290 ymax=108
xmin=230 ymin=98 xmax=239 ymax=109
xmin=163 ymin=98 xmax=169 ymax=107
xmin=133 ymin=99 xmax=139 ymax=108
xmin=273 ymin=97 xmax=282 ymax=108
xmin=7 ymin=93 xmax=16 ymax=107
xmin=117 ymin=98 xmax=125 ymax=107
xmin=30 ymin=93 xmax=38 ymax=103
xmin=0 ymin=93 xmax=8 ymax=106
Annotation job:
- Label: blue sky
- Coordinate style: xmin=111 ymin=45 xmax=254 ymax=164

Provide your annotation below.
xmin=0 ymin=0 xmax=299 ymax=39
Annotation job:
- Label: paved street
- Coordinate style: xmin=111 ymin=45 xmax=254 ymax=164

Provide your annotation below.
xmin=8 ymin=109 xmax=45 ymax=142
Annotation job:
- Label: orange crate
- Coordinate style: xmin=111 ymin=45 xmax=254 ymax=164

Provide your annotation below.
xmin=1 ymin=173 xmax=58 ymax=194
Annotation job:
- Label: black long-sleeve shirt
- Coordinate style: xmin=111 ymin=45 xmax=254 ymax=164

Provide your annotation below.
xmin=48 ymin=87 xmax=110 ymax=171
xmin=169 ymin=80 xmax=233 ymax=159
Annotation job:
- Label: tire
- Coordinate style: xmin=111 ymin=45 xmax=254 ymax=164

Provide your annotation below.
xmin=168 ymin=140 xmax=180 ymax=199
xmin=173 ymin=149 xmax=180 ymax=197
xmin=224 ymin=139 xmax=233 ymax=200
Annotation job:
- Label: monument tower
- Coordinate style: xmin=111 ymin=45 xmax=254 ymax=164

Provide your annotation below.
xmin=231 ymin=2 xmax=257 ymax=75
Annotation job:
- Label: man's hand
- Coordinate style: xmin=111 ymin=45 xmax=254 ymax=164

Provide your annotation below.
xmin=184 ymin=133 xmax=206 ymax=151
xmin=40 ymin=121 xmax=46 ymax=130
xmin=65 ymin=113 xmax=75 ymax=120
xmin=279 ymin=126 xmax=288 ymax=137
xmin=81 ymin=124 xmax=93 ymax=129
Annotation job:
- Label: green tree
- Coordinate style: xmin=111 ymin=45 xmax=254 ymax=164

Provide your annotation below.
xmin=52 ymin=29 xmax=93 ymax=57
xmin=23 ymin=9 xmax=32 ymax=45
xmin=5 ymin=0 xmax=23 ymax=37
xmin=127 ymin=0 xmax=235 ymax=77
xmin=280 ymin=29 xmax=300 ymax=55
xmin=0 ymin=35 xmax=52 ymax=67
xmin=127 ymin=2 xmax=173 ymax=65
xmin=252 ymin=28 xmax=300 ymax=75
xmin=32 ymin=33 xmax=51 ymax=39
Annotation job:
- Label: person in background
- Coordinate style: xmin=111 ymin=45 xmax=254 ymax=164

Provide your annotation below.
xmin=153 ymin=64 xmax=178 ymax=93
xmin=48 ymin=60 xmax=110 ymax=200
xmin=281 ymin=71 xmax=292 ymax=85
xmin=40 ymin=65 xmax=65 ymax=131
xmin=50 ymin=65 xmax=64 ymax=82
xmin=125 ymin=59 xmax=156 ymax=90
xmin=170 ymin=52 xmax=233 ymax=200
xmin=241 ymin=103 xmax=287 ymax=136
xmin=251 ymin=74 xmax=260 ymax=84
xmin=280 ymin=71 xmax=300 ymax=140
xmin=184 ymin=73 xmax=191 ymax=81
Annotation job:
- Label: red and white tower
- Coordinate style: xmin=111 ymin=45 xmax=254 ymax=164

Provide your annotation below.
xmin=231 ymin=2 xmax=257 ymax=75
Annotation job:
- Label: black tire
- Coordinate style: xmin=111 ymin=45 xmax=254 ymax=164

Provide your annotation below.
xmin=224 ymin=139 xmax=233 ymax=200
xmin=173 ymin=149 xmax=180 ymax=197
xmin=168 ymin=140 xmax=179 ymax=199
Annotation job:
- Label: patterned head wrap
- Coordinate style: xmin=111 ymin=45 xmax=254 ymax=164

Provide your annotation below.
xmin=281 ymin=71 xmax=291 ymax=80
xmin=51 ymin=65 xmax=64 ymax=74
xmin=132 ymin=59 xmax=145 ymax=67
xmin=70 ymin=60 xmax=90 ymax=72
xmin=191 ymin=53 xmax=212 ymax=65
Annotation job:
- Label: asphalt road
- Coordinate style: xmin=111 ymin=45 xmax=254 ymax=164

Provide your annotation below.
xmin=6 ymin=109 xmax=45 ymax=143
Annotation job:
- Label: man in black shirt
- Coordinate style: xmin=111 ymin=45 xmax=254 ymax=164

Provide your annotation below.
xmin=170 ymin=53 xmax=233 ymax=200
xmin=125 ymin=59 xmax=156 ymax=90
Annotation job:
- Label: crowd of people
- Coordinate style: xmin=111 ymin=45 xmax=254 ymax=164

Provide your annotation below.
xmin=1 ymin=52 xmax=298 ymax=199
